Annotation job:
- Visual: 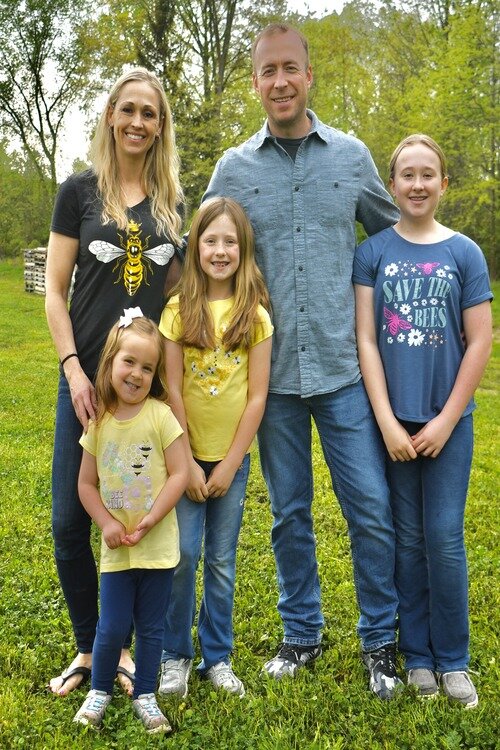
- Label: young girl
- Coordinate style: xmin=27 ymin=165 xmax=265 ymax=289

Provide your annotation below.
xmin=353 ymin=135 xmax=492 ymax=708
xmin=74 ymin=311 xmax=188 ymax=733
xmin=158 ymin=197 xmax=273 ymax=698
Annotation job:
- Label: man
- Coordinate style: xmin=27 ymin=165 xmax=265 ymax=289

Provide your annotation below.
xmin=204 ymin=23 xmax=401 ymax=700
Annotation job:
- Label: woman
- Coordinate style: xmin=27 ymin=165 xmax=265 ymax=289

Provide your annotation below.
xmin=46 ymin=68 xmax=184 ymax=696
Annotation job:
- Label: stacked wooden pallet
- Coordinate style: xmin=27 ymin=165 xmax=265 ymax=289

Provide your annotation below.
xmin=24 ymin=247 xmax=48 ymax=295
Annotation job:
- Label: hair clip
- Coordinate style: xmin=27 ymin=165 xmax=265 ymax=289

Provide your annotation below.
xmin=119 ymin=306 xmax=143 ymax=328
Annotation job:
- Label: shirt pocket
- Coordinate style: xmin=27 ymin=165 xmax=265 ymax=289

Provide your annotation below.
xmin=317 ymin=180 xmax=357 ymax=227
xmin=235 ymin=185 xmax=279 ymax=236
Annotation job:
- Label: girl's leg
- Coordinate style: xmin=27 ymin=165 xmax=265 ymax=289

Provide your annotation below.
xmin=133 ymin=569 xmax=174 ymax=697
xmin=422 ymin=415 xmax=473 ymax=672
xmin=197 ymin=454 xmax=250 ymax=670
xmin=386 ymin=440 xmax=434 ymax=670
xmin=162 ymin=495 xmax=205 ymax=661
xmin=92 ymin=571 xmax=135 ymax=694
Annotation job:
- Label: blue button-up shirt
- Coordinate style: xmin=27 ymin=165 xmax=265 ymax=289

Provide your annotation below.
xmin=204 ymin=110 xmax=399 ymax=397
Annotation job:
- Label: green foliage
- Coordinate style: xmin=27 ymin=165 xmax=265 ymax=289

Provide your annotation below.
xmin=0 ymin=261 xmax=499 ymax=748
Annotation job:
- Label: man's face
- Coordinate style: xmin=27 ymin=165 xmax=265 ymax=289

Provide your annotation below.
xmin=252 ymin=30 xmax=312 ymax=138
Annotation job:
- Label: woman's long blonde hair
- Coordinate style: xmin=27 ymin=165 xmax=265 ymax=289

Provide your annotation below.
xmin=173 ymin=198 xmax=271 ymax=350
xmin=89 ymin=67 xmax=183 ymax=243
xmin=94 ymin=316 xmax=168 ymax=425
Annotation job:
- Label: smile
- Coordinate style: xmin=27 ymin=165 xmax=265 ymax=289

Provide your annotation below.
xmin=125 ymin=133 xmax=145 ymax=141
xmin=125 ymin=380 xmax=140 ymax=390
xmin=273 ymin=96 xmax=293 ymax=103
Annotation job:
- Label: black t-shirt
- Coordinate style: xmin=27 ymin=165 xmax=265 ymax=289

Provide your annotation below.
xmin=51 ymin=170 xmax=180 ymax=378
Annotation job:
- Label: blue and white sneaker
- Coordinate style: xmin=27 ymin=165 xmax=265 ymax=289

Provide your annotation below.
xmin=362 ymin=644 xmax=403 ymax=700
xmin=262 ymin=643 xmax=322 ymax=679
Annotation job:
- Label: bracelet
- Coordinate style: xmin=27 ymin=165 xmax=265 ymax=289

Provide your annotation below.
xmin=60 ymin=352 xmax=79 ymax=367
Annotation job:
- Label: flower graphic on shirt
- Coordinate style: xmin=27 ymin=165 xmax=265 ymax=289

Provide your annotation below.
xmin=209 ymin=386 xmax=218 ymax=396
xmin=385 ymin=263 xmax=399 ymax=277
xmin=397 ymin=333 xmax=406 ymax=343
xmin=387 ymin=336 xmax=393 ymax=344
xmin=436 ymin=269 xmax=447 ymax=278
xmin=448 ymin=274 xmax=453 ymax=280
xmin=421 ymin=299 xmax=428 ymax=306
xmin=413 ymin=301 xmax=419 ymax=307
xmin=408 ymin=329 xmax=424 ymax=346
xmin=430 ymin=298 xmax=438 ymax=305
xmin=400 ymin=304 xmax=411 ymax=315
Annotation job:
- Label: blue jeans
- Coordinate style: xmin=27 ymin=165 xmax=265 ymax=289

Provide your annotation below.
xmin=93 ymin=568 xmax=173 ymax=698
xmin=51 ymin=374 xmax=98 ymax=653
xmin=162 ymin=454 xmax=250 ymax=671
xmin=387 ymin=415 xmax=473 ymax=672
xmin=257 ymin=381 xmax=398 ymax=651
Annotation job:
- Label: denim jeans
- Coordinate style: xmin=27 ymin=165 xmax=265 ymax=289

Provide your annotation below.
xmin=93 ymin=568 xmax=173 ymax=698
xmin=51 ymin=374 xmax=98 ymax=653
xmin=162 ymin=454 xmax=250 ymax=671
xmin=257 ymin=381 xmax=398 ymax=651
xmin=387 ymin=415 xmax=473 ymax=672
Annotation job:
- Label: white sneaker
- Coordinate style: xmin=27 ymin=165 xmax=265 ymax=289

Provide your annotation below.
xmin=73 ymin=689 xmax=111 ymax=728
xmin=132 ymin=693 xmax=172 ymax=734
xmin=159 ymin=658 xmax=192 ymax=698
xmin=205 ymin=661 xmax=245 ymax=697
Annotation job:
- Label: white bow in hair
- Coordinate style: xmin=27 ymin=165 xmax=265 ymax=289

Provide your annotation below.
xmin=119 ymin=306 xmax=144 ymax=328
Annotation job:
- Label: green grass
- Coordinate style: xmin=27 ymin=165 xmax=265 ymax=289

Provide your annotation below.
xmin=0 ymin=260 xmax=498 ymax=749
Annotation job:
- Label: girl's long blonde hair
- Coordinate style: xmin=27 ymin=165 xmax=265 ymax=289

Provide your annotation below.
xmin=173 ymin=198 xmax=271 ymax=350
xmin=89 ymin=67 xmax=183 ymax=244
xmin=94 ymin=316 xmax=167 ymax=425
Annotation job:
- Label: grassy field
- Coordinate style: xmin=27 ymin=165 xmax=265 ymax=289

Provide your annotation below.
xmin=0 ymin=259 xmax=498 ymax=749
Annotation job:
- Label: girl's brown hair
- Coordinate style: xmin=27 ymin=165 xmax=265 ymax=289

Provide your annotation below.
xmin=389 ymin=133 xmax=448 ymax=179
xmin=94 ymin=316 xmax=167 ymax=424
xmin=89 ymin=67 xmax=183 ymax=243
xmin=172 ymin=198 xmax=271 ymax=350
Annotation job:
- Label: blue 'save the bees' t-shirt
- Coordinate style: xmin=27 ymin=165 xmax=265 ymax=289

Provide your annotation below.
xmin=353 ymin=227 xmax=492 ymax=422
xmin=51 ymin=170 xmax=180 ymax=378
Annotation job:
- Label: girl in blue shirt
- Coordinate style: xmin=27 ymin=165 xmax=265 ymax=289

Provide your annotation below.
xmin=353 ymin=134 xmax=492 ymax=708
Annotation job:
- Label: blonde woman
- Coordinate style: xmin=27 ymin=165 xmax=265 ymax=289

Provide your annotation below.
xmin=46 ymin=68 xmax=184 ymax=696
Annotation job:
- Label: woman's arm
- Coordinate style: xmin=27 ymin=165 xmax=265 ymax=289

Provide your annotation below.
xmin=165 ymin=338 xmax=209 ymax=502
xmin=45 ymin=231 xmax=96 ymax=430
xmin=78 ymin=449 xmax=126 ymax=549
xmin=411 ymin=301 xmax=492 ymax=457
xmin=355 ymin=284 xmax=417 ymax=462
xmin=122 ymin=435 xmax=189 ymax=546
xmin=206 ymin=335 xmax=273 ymax=497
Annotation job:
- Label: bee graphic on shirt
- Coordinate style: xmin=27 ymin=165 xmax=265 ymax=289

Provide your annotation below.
xmin=89 ymin=220 xmax=174 ymax=296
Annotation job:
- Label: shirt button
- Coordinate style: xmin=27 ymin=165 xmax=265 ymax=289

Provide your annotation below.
xmin=301 ymin=346 xmax=306 ymax=351
xmin=298 ymin=265 xmax=303 ymax=271
xmin=334 ymin=182 xmax=339 ymax=188
xmin=300 ymin=306 xmax=304 ymax=312
xmin=294 ymin=186 xmax=300 ymax=191
xmin=296 ymin=226 xmax=301 ymax=232
xmin=254 ymin=188 xmax=259 ymax=193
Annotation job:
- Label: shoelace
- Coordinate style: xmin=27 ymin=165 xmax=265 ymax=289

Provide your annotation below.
xmin=372 ymin=646 xmax=397 ymax=676
xmin=85 ymin=693 xmax=107 ymax=712
xmin=139 ymin=697 xmax=162 ymax=719
xmin=278 ymin=644 xmax=306 ymax=664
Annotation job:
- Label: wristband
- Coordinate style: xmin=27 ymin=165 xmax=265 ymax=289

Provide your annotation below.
xmin=60 ymin=352 xmax=79 ymax=367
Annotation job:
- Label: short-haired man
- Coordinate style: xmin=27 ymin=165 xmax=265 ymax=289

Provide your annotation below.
xmin=204 ymin=23 xmax=401 ymax=699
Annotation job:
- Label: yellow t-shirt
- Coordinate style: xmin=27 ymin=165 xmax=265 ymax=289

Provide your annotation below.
xmin=159 ymin=295 xmax=273 ymax=461
xmin=79 ymin=398 xmax=183 ymax=572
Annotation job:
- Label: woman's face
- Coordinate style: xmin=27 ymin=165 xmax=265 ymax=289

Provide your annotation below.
xmin=108 ymin=81 xmax=162 ymax=162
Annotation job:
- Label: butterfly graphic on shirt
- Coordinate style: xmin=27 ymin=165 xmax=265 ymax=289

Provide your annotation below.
xmin=416 ymin=262 xmax=440 ymax=275
xmin=384 ymin=307 xmax=412 ymax=336
xmin=89 ymin=220 xmax=174 ymax=296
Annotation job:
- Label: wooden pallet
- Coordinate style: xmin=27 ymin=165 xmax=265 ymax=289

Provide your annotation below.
xmin=24 ymin=247 xmax=47 ymax=295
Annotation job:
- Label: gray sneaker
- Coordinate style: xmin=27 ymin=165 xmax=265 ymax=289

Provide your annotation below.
xmin=159 ymin=658 xmax=192 ymax=698
xmin=132 ymin=693 xmax=172 ymax=734
xmin=205 ymin=661 xmax=245 ymax=696
xmin=407 ymin=668 xmax=438 ymax=698
xmin=73 ymin=689 xmax=111 ymax=728
xmin=439 ymin=671 xmax=478 ymax=708
xmin=262 ymin=643 xmax=322 ymax=679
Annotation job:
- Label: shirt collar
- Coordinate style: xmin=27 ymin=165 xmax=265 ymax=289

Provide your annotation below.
xmin=253 ymin=109 xmax=328 ymax=150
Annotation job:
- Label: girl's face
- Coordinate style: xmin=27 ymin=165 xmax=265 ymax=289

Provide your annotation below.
xmin=111 ymin=332 xmax=159 ymax=408
xmin=390 ymin=143 xmax=448 ymax=223
xmin=108 ymin=81 xmax=162 ymax=162
xmin=199 ymin=212 xmax=240 ymax=297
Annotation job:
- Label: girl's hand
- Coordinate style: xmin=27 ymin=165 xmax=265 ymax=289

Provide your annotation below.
xmin=381 ymin=421 xmax=418 ymax=462
xmin=102 ymin=518 xmax=126 ymax=549
xmin=122 ymin=515 xmax=154 ymax=546
xmin=65 ymin=364 xmax=97 ymax=431
xmin=206 ymin=458 xmax=238 ymax=498
xmin=186 ymin=461 xmax=209 ymax=503
xmin=411 ymin=414 xmax=455 ymax=458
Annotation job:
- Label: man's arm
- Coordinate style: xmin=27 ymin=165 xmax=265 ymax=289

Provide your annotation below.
xmin=356 ymin=146 xmax=399 ymax=236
